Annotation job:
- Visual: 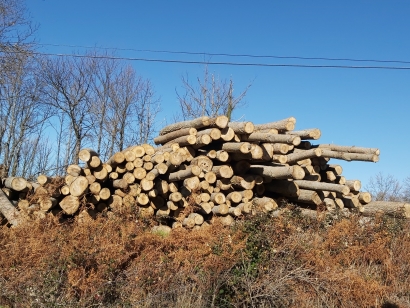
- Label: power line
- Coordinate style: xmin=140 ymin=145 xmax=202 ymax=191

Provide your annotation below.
xmin=29 ymin=51 xmax=410 ymax=70
xmin=34 ymin=42 xmax=410 ymax=65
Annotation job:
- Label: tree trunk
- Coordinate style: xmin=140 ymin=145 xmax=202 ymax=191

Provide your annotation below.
xmin=361 ymin=201 xmax=410 ymax=218
xmin=249 ymin=165 xmax=305 ymax=180
xmin=242 ymin=132 xmax=301 ymax=146
xmin=294 ymin=180 xmax=350 ymax=195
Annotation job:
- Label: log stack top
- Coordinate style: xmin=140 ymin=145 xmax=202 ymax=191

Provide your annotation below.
xmin=0 ymin=114 xmax=391 ymax=230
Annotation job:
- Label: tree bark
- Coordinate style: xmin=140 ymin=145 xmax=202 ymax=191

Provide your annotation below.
xmin=361 ymin=201 xmax=410 ymax=218
xmin=154 ymin=127 xmax=197 ymax=145
xmin=294 ymin=180 xmax=350 ymax=195
xmin=242 ymin=132 xmax=301 ymax=146
xmin=159 ymin=116 xmax=210 ymax=135
xmin=0 ymin=188 xmax=22 ymax=226
xmin=227 ymin=121 xmax=255 ymax=134
xmin=249 ymin=165 xmax=305 ymax=180
xmin=317 ymin=144 xmax=380 ymax=155
xmin=320 ymin=149 xmax=379 ymax=162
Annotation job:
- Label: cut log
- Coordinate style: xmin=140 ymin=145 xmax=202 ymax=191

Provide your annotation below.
xmin=4 ymin=177 xmax=28 ymax=192
xmin=78 ymin=148 xmax=99 ymax=162
xmin=0 ymin=188 xmax=22 ymax=226
xmin=249 ymin=165 xmax=305 ymax=180
xmin=220 ymin=127 xmax=235 ymax=141
xmin=253 ymin=117 xmax=296 ymax=132
xmin=212 ymin=165 xmax=234 ymax=179
xmin=242 ymin=132 xmax=301 ymax=146
xmin=164 ymin=134 xmax=197 ymax=147
xmin=222 ymin=142 xmax=252 ymax=154
xmin=320 ymin=149 xmax=379 ymax=162
xmin=212 ymin=204 xmax=229 ymax=215
xmin=345 ymin=180 xmax=361 ymax=192
xmin=228 ymin=121 xmax=255 ymax=134
xmin=140 ymin=178 xmax=154 ymax=191
xmin=154 ymin=127 xmax=197 ymax=145
xmin=216 ymin=178 xmax=232 ymax=190
xmin=69 ymin=176 xmax=89 ymax=197
xmin=286 ymin=148 xmax=322 ymax=164
xmin=93 ymin=165 xmax=108 ymax=181
xmin=360 ymin=202 xmax=410 ymax=218
xmin=197 ymin=128 xmax=221 ymax=140
xmin=286 ymin=128 xmax=321 ymax=140
xmin=230 ymin=175 xmax=255 ymax=190
xmin=159 ymin=116 xmax=210 ymax=135
xmin=133 ymin=167 xmax=147 ymax=180
xmin=226 ymin=191 xmax=242 ymax=204
xmin=317 ymin=144 xmax=380 ymax=155
xmin=294 ymin=180 xmax=350 ymax=195
xmin=291 ymin=189 xmax=322 ymax=206
xmin=211 ymin=192 xmax=226 ymax=205
xmin=228 ymin=206 xmax=242 ymax=217
xmin=60 ymin=195 xmax=80 ymax=215
xmin=37 ymin=174 xmax=51 ymax=186
xmin=252 ymin=197 xmax=278 ymax=212
xmin=190 ymin=155 xmax=213 ymax=172
xmin=357 ymin=192 xmax=372 ymax=204
xmin=168 ymin=165 xmax=201 ymax=181
xmin=209 ymin=115 xmax=229 ymax=128
xmin=188 ymin=213 xmax=204 ymax=225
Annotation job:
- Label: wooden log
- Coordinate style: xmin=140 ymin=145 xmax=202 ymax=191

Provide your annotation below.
xmin=249 ymin=165 xmax=305 ymax=180
xmin=218 ymin=214 xmax=235 ymax=226
xmin=362 ymin=201 xmax=410 ymax=218
xmin=188 ymin=213 xmax=204 ymax=225
xmin=0 ymin=188 xmax=22 ymax=226
xmin=209 ymin=115 xmax=229 ymax=129
xmin=204 ymin=171 xmax=217 ymax=184
xmin=159 ymin=116 xmax=210 ymax=135
xmin=193 ymin=134 xmax=212 ymax=148
xmin=182 ymin=217 xmax=196 ymax=228
xmin=215 ymin=150 xmax=230 ymax=162
xmin=140 ymin=178 xmax=154 ymax=191
xmin=345 ymin=180 xmax=361 ymax=192
xmin=291 ymin=189 xmax=322 ymax=206
xmin=198 ymin=202 xmax=213 ymax=214
xmin=78 ymin=148 xmax=99 ymax=162
xmin=230 ymin=175 xmax=255 ymax=190
xmin=137 ymin=193 xmax=150 ymax=206
xmin=242 ymin=132 xmax=301 ymax=146
xmin=212 ymin=204 xmax=229 ymax=215
xmin=39 ymin=197 xmax=58 ymax=211
xmin=253 ymin=117 xmax=296 ymax=132
xmin=133 ymin=167 xmax=147 ymax=180
xmin=89 ymin=182 xmax=101 ymax=195
xmin=317 ymin=144 xmax=380 ymax=155
xmin=3 ymin=177 xmax=28 ymax=192
xmin=154 ymin=127 xmax=197 ymax=145
xmin=226 ymin=191 xmax=242 ymax=204
xmin=212 ymin=165 xmax=234 ymax=179
xmin=143 ymin=162 xmax=154 ymax=171
xmin=211 ymin=192 xmax=226 ymax=205
xmin=228 ymin=121 xmax=255 ymax=134
xmin=113 ymin=179 xmax=128 ymax=190
xmin=197 ymin=128 xmax=221 ymax=140
xmin=320 ymin=149 xmax=379 ymax=162
xmin=294 ymin=180 xmax=350 ymax=195
xmin=220 ymin=127 xmax=235 ymax=141
xmin=69 ymin=176 xmax=89 ymax=197
xmin=286 ymin=128 xmax=321 ymax=140
xmin=264 ymin=180 xmax=300 ymax=198
xmin=357 ymin=192 xmax=372 ymax=204
xmin=164 ymin=134 xmax=197 ymax=147
xmin=93 ymin=165 xmax=108 ymax=181
xmin=168 ymin=166 xmax=201 ymax=181
xmin=252 ymin=197 xmax=278 ymax=212
xmin=286 ymin=148 xmax=322 ymax=164
xmin=60 ymin=195 xmax=80 ymax=215
xmin=237 ymin=202 xmax=252 ymax=214
xmin=324 ymin=164 xmax=343 ymax=175
xmin=222 ymin=142 xmax=252 ymax=154
xmin=228 ymin=206 xmax=242 ymax=217
xmin=183 ymin=176 xmax=200 ymax=190
xmin=37 ymin=174 xmax=51 ymax=186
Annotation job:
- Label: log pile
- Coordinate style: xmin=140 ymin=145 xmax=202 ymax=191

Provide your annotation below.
xmin=0 ymin=115 xmax=407 ymax=229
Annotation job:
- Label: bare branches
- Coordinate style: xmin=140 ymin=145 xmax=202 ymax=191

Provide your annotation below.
xmin=176 ymin=65 xmax=251 ymax=121
xmin=365 ymin=172 xmax=404 ymax=202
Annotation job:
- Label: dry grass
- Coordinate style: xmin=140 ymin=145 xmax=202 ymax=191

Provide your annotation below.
xmin=1 ymin=208 xmax=410 ymax=307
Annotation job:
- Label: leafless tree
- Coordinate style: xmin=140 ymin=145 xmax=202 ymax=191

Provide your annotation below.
xmin=40 ymin=54 xmax=96 ymax=164
xmin=176 ymin=65 xmax=251 ymax=121
xmin=365 ymin=172 xmax=404 ymax=202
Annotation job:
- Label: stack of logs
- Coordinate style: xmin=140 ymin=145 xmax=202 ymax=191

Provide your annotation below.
xmin=1 ymin=115 xmax=409 ymax=229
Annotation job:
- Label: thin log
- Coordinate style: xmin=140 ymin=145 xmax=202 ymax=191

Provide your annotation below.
xmin=253 ymin=117 xmax=296 ymax=131
xmin=242 ymin=132 xmax=301 ymax=146
xmin=317 ymin=144 xmax=380 ymax=155
xmin=249 ymin=165 xmax=305 ymax=180
xmin=320 ymin=149 xmax=379 ymax=162
xmin=154 ymin=127 xmax=197 ymax=145
xmin=222 ymin=142 xmax=252 ymax=154
xmin=294 ymin=180 xmax=350 ymax=195
xmin=159 ymin=116 xmax=210 ymax=135
xmin=197 ymin=128 xmax=221 ymax=140
xmin=286 ymin=148 xmax=322 ymax=164
xmin=286 ymin=128 xmax=321 ymax=140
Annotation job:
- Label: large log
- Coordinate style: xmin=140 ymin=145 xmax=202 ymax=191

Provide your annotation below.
xmin=361 ymin=201 xmax=410 ymax=218
xmin=286 ymin=149 xmax=322 ymax=164
xmin=159 ymin=116 xmax=210 ymax=136
xmin=227 ymin=121 xmax=255 ymax=134
xmin=60 ymin=195 xmax=80 ymax=215
xmin=222 ymin=142 xmax=252 ymax=154
xmin=3 ymin=177 xmax=28 ymax=192
xmin=69 ymin=176 xmax=89 ymax=197
xmin=0 ymin=188 xmax=22 ymax=226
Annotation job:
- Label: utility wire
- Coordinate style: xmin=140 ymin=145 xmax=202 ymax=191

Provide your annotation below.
xmin=27 ymin=50 xmax=410 ymax=70
xmin=34 ymin=42 xmax=410 ymax=65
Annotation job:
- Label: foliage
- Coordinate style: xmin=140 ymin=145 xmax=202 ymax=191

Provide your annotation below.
xmin=1 ymin=210 xmax=410 ymax=307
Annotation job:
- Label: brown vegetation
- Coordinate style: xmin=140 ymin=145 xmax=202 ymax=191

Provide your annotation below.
xmin=1 ymin=208 xmax=409 ymax=307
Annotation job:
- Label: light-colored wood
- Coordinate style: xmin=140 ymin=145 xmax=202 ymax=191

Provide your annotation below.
xmin=286 ymin=148 xmax=322 ymax=164
xmin=212 ymin=203 xmax=229 ymax=215
xmin=209 ymin=115 xmax=229 ymax=128
xmin=0 ymin=188 xmax=22 ymax=226
xmin=253 ymin=117 xmax=296 ymax=132
xmin=212 ymin=165 xmax=234 ymax=179
xmin=188 ymin=212 xmax=204 ymax=225
xmin=159 ymin=116 xmax=210 ymax=135
xmin=237 ymin=202 xmax=252 ymax=214
xmin=60 ymin=195 xmax=80 ymax=215
xmin=320 ymin=149 xmax=379 ymax=162
xmin=154 ymin=127 xmax=197 ymax=145
xmin=37 ymin=174 xmax=51 ymax=186
xmin=220 ymin=127 xmax=235 ymax=141
xmin=183 ymin=176 xmax=200 ymax=190
xmin=216 ymin=150 xmax=230 ymax=162
xmin=230 ymin=175 xmax=255 ymax=190
xmin=226 ymin=191 xmax=242 ymax=203
xmin=286 ymin=128 xmax=321 ymax=140
xmin=133 ymin=167 xmax=147 ymax=180
xmin=216 ymin=178 xmax=232 ymax=190
xmin=4 ymin=177 xmax=28 ymax=192
xmin=211 ymin=192 xmax=226 ymax=205
xmin=140 ymin=178 xmax=154 ymax=191
xmin=317 ymin=144 xmax=380 ymax=155
xmin=292 ymin=189 xmax=322 ymax=206
xmin=93 ymin=165 xmax=108 ymax=181
xmin=79 ymin=148 xmax=99 ymax=162
xmin=164 ymin=134 xmax=197 ymax=147
xmin=358 ymin=192 xmax=372 ymax=204
xmin=197 ymin=128 xmax=221 ymax=140
xmin=137 ymin=193 xmax=150 ymax=206
xmin=168 ymin=165 xmax=201 ymax=181
xmin=294 ymin=180 xmax=350 ymax=195
xmin=252 ymin=197 xmax=278 ymax=212
xmin=249 ymin=165 xmax=305 ymax=180
xmin=222 ymin=142 xmax=252 ymax=154
xmin=242 ymin=132 xmax=301 ymax=146
xmin=345 ymin=180 xmax=361 ymax=192
xmin=69 ymin=176 xmax=89 ymax=197
xmin=113 ymin=179 xmax=128 ymax=190
xmin=228 ymin=206 xmax=242 ymax=217
xmin=228 ymin=121 xmax=255 ymax=134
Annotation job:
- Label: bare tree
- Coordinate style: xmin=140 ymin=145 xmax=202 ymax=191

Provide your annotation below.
xmin=365 ymin=172 xmax=404 ymax=202
xmin=176 ymin=65 xmax=251 ymax=121
xmin=40 ymin=54 xmax=96 ymax=164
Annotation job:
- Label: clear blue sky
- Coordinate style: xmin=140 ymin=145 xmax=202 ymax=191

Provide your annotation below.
xmin=26 ymin=0 xmax=410 ymax=187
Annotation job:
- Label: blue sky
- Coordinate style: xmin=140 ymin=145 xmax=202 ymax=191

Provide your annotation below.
xmin=26 ymin=0 xmax=410 ymax=187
